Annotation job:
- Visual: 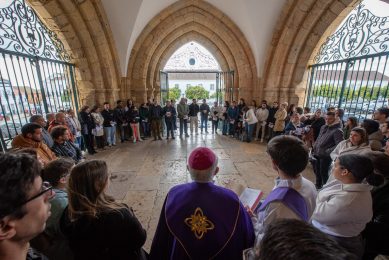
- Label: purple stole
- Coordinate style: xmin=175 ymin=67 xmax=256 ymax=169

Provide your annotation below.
xmin=165 ymin=182 xmax=241 ymax=259
xmin=258 ymin=187 xmax=308 ymax=221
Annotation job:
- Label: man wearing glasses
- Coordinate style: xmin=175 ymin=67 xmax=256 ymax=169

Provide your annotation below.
xmin=0 ymin=153 xmax=55 ymax=259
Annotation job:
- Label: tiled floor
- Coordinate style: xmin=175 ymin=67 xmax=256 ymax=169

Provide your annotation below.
xmin=91 ymin=131 xmax=315 ymax=251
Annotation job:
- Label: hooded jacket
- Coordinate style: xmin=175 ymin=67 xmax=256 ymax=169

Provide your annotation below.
xmin=11 ymin=134 xmax=56 ymax=166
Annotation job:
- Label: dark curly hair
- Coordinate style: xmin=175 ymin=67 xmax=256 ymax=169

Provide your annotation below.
xmin=0 ymin=153 xmax=42 ymax=219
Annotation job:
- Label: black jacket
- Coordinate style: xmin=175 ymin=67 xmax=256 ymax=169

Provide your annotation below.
xmin=313 ymin=122 xmax=344 ymax=157
xmin=304 ymin=116 xmax=326 ymax=141
xmin=60 ymin=205 xmax=147 ymax=260
xmin=267 ymin=107 xmax=278 ymax=124
xmin=149 ymin=105 xmax=163 ymax=120
xmin=79 ymin=111 xmax=95 ymax=134
xmin=163 ymin=106 xmax=177 ymax=122
xmin=189 ymin=103 xmax=200 ymax=117
xmin=101 ymin=109 xmax=115 ymax=127
xmin=114 ymin=106 xmax=126 ymax=125
xmin=199 ymin=104 xmax=210 ymax=116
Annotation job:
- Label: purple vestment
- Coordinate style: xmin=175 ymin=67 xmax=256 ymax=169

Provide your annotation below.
xmin=149 ymin=182 xmax=255 ymax=260
xmin=258 ymin=187 xmax=308 ymax=221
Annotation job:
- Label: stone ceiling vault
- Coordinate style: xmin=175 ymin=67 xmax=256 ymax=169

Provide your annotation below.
xmin=126 ymin=0 xmax=258 ymax=103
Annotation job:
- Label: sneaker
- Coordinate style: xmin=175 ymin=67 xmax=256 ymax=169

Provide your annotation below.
xmin=254 ymin=138 xmax=258 ymax=141
xmin=137 ymin=139 xmax=143 ymax=142
xmin=260 ymin=139 xmax=264 ymax=143
xmin=133 ymin=139 xmax=136 ymax=143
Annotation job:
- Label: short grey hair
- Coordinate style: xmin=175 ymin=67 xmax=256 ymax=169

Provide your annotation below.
xmin=188 ymin=157 xmax=219 ymax=183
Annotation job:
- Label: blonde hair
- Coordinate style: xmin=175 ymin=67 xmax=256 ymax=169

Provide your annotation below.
xmin=67 ymin=160 xmax=123 ymax=221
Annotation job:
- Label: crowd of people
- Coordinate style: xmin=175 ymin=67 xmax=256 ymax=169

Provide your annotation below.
xmin=1 ymin=97 xmax=389 ymax=260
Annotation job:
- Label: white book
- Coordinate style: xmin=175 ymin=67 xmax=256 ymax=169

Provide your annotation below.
xmin=239 ymin=187 xmax=263 ymax=212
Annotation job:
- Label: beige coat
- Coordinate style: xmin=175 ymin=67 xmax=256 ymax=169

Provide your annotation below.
xmin=274 ymin=108 xmax=287 ymax=132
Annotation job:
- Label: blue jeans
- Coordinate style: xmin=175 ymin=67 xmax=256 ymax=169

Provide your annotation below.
xmin=200 ymin=115 xmax=208 ymax=132
xmin=104 ymin=126 xmax=116 ymax=145
xmin=118 ymin=125 xmax=125 ymax=141
xmin=223 ymin=120 xmax=229 ymax=135
xmin=245 ymin=122 xmax=255 ymax=142
xmin=141 ymin=121 xmax=150 ymax=137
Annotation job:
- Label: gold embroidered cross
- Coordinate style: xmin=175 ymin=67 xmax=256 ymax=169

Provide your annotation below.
xmin=184 ymin=207 xmax=215 ymax=239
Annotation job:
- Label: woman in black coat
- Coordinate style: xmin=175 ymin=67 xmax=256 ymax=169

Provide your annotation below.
xmin=60 ymin=160 xmax=147 ymax=260
xmin=79 ymin=105 xmax=97 ymax=155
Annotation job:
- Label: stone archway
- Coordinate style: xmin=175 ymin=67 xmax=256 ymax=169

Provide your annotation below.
xmin=126 ymin=0 xmax=257 ymax=103
xmin=261 ymin=0 xmax=357 ymax=105
xmin=28 ymin=0 xmax=121 ymax=106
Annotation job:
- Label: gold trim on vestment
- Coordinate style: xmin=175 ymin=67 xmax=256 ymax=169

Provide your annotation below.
xmin=184 ymin=207 xmax=215 ymax=239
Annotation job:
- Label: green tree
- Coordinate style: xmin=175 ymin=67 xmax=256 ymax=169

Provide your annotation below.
xmin=185 ymin=85 xmax=209 ymax=100
xmin=169 ymin=86 xmax=181 ymax=101
xmin=209 ymin=92 xmax=217 ymax=99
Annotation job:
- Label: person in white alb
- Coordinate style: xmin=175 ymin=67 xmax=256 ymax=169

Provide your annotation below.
xmin=243 ymin=106 xmax=258 ymax=142
xmin=249 ymin=136 xmax=317 ymax=244
xmin=255 ymin=102 xmax=269 ymax=142
xmin=311 ymin=154 xmax=383 ymax=259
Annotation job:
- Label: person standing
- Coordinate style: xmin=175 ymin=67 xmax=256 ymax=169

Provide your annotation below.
xmin=114 ymin=100 xmax=127 ymax=143
xmin=150 ymin=100 xmax=163 ymax=140
xmin=129 ymin=106 xmax=143 ymax=143
xmin=101 ymin=102 xmax=116 ymax=147
xmin=139 ymin=103 xmax=150 ymax=138
xmin=177 ymin=98 xmax=190 ymax=137
xmin=228 ymin=101 xmax=239 ymax=136
xmin=200 ymin=99 xmax=210 ymax=134
xmin=255 ymin=102 xmax=269 ymax=142
xmin=266 ymin=101 xmax=279 ymax=140
xmin=211 ymin=101 xmax=220 ymax=134
xmin=79 ymin=106 xmax=97 ymax=155
xmin=243 ymin=106 xmax=258 ymax=143
xmin=273 ymin=102 xmax=288 ymax=136
xmin=163 ymin=101 xmax=177 ymax=139
xmin=67 ymin=109 xmax=82 ymax=149
xmin=312 ymin=111 xmax=343 ymax=189
xmin=90 ymin=105 xmax=105 ymax=150
xmin=189 ymin=99 xmax=200 ymax=135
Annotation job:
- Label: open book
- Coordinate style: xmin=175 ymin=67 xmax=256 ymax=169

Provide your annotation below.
xmin=239 ymin=187 xmax=264 ymax=212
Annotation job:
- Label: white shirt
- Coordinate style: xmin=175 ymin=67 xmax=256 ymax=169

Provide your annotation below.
xmin=252 ymin=175 xmax=317 ymax=241
xmin=244 ymin=108 xmax=258 ymax=125
xmin=311 ymin=179 xmax=373 ymax=237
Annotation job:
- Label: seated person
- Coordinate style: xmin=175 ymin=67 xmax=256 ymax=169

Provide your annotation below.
xmin=60 ymin=160 xmax=147 ymax=259
xmin=150 ymin=147 xmax=254 ymax=259
xmin=251 ymin=135 xmax=317 ymax=241
xmin=48 ymin=112 xmax=74 ymax=142
xmin=245 ymin=219 xmax=353 ymax=260
xmin=311 ymin=154 xmax=383 ymax=259
xmin=11 ymin=123 xmax=56 ymax=166
xmin=50 ymin=126 xmax=82 ymax=164
xmin=0 ymin=153 xmax=55 ymax=259
xmin=284 ymin=113 xmax=305 ymax=138
xmin=32 ymin=158 xmax=74 ymax=260
xmin=30 ymin=115 xmax=54 ymax=148
xmin=362 ymin=119 xmax=383 ymax=151
xmin=362 ymin=151 xmax=389 ymax=260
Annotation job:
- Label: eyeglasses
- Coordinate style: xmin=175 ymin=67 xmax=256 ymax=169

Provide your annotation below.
xmin=18 ymin=181 xmax=54 ymax=207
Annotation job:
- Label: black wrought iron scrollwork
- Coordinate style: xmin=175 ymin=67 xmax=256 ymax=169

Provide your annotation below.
xmin=314 ymin=3 xmax=389 ymax=64
xmin=0 ymin=0 xmax=70 ymax=61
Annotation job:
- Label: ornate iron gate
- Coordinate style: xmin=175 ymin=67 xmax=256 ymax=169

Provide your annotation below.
xmin=305 ymin=3 xmax=389 ymax=121
xmin=0 ymin=0 xmax=79 ymax=151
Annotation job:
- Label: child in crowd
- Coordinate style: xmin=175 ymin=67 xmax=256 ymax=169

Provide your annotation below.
xmin=32 ymin=158 xmax=75 ymax=260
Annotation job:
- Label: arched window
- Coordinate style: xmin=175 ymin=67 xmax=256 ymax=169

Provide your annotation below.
xmin=305 ymin=0 xmax=389 ymax=121
xmin=0 ymin=0 xmax=79 ymax=151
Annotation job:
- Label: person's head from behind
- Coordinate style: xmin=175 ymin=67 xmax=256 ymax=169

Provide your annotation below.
xmin=362 ymin=119 xmax=379 ymax=135
xmin=29 ymin=115 xmax=46 ymax=128
xmin=327 ymin=106 xmax=336 ymax=113
xmin=0 ymin=153 xmax=54 ymax=244
xmin=349 ymin=127 xmax=368 ymax=146
xmin=335 ymin=108 xmax=344 ymax=119
xmin=325 ymin=111 xmax=336 ymax=125
xmin=51 ymin=126 xmax=70 ymax=144
xmin=374 ymin=107 xmax=389 ymax=122
xmin=187 ymin=147 xmax=219 ymax=183
xmin=267 ymin=136 xmax=308 ymax=178
xmin=303 ymin=107 xmax=311 ymax=114
xmin=333 ymin=154 xmax=382 ymax=186
xmin=46 ymin=113 xmax=55 ymax=123
xmin=256 ymin=219 xmax=353 ymax=260
xmin=67 ymin=160 xmax=120 ymax=220
xmin=42 ymin=158 xmax=74 ymax=189
xmin=366 ymin=151 xmax=389 ymax=182
xmin=55 ymin=112 xmax=66 ymax=124
xmin=22 ymin=123 xmax=43 ymax=142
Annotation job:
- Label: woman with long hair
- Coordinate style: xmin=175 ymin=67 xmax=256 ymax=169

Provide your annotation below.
xmin=330 ymin=127 xmax=371 ymax=161
xmin=60 ymin=160 xmax=147 ymax=259
xmin=343 ymin=116 xmax=358 ymax=140
xmin=311 ymin=154 xmax=383 ymax=259
xmin=79 ymin=105 xmax=97 ymax=155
